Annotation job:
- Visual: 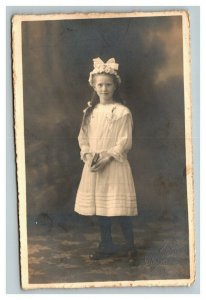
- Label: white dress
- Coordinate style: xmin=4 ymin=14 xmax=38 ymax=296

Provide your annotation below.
xmin=74 ymin=102 xmax=138 ymax=216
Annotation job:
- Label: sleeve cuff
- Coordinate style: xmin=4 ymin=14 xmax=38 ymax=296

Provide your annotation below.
xmin=80 ymin=147 xmax=90 ymax=162
xmin=107 ymin=149 xmax=125 ymax=162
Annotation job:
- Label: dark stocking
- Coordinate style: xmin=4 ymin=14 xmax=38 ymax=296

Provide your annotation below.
xmin=98 ymin=216 xmax=113 ymax=248
xmin=117 ymin=216 xmax=135 ymax=250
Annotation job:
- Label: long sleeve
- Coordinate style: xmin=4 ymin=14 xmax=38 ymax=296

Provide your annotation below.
xmin=78 ymin=126 xmax=90 ymax=162
xmin=107 ymin=112 xmax=133 ymax=162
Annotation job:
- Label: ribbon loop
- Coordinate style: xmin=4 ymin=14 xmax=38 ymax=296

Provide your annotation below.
xmin=93 ymin=57 xmax=119 ymax=71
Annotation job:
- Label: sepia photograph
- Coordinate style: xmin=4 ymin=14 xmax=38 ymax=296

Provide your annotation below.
xmin=12 ymin=11 xmax=195 ymax=289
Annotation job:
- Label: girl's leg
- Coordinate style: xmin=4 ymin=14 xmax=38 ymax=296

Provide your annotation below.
xmin=118 ymin=216 xmax=137 ymax=263
xmin=89 ymin=216 xmax=117 ymax=260
xmin=98 ymin=216 xmax=113 ymax=248
xmin=117 ymin=216 xmax=135 ymax=250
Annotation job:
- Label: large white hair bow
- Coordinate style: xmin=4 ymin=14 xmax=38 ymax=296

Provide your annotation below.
xmin=93 ymin=57 xmax=119 ymax=71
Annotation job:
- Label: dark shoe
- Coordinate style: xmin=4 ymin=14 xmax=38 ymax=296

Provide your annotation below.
xmin=89 ymin=250 xmax=113 ymax=260
xmin=127 ymin=248 xmax=138 ymax=266
xmin=89 ymin=243 xmax=119 ymax=260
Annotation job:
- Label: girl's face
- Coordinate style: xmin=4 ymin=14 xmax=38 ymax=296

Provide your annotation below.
xmin=93 ymin=74 xmax=116 ymax=104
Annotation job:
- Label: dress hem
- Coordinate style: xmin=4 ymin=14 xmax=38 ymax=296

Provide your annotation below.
xmin=74 ymin=209 xmax=138 ymax=217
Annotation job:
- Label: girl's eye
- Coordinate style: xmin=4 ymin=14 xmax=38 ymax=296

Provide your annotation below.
xmin=97 ymin=83 xmax=112 ymax=87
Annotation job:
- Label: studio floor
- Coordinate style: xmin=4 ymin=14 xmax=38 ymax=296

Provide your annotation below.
xmin=27 ymin=214 xmax=190 ymax=284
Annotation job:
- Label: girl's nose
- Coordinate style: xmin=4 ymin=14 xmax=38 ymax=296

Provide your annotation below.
xmin=102 ymin=85 xmax=107 ymax=92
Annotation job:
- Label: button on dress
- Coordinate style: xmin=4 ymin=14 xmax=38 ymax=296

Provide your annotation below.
xmin=75 ymin=102 xmax=138 ymax=216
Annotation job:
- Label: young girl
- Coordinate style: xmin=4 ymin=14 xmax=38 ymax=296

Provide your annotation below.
xmin=75 ymin=58 xmax=138 ymax=262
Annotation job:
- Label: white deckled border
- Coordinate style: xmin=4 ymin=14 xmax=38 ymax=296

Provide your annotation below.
xmin=182 ymin=10 xmax=196 ymax=286
xmin=12 ymin=10 xmax=195 ymax=290
xmin=21 ymin=278 xmax=194 ymax=290
xmin=11 ymin=10 xmax=193 ymax=22
xmin=12 ymin=16 xmax=29 ymax=287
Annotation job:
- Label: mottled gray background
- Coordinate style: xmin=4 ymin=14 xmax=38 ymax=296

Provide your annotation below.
xmin=22 ymin=16 xmax=187 ymax=220
xmin=8 ymin=8 xmax=199 ymax=293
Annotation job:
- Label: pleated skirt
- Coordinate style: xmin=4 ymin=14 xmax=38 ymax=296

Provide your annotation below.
xmin=75 ymin=159 xmax=138 ymax=216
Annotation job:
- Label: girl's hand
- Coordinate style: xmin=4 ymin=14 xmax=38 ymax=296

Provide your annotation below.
xmin=90 ymin=152 xmax=113 ymax=172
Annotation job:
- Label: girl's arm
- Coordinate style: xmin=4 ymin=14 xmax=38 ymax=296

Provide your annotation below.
xmin=106 ymin=112 xmax=133 ymax=162
xmin=78 ymin=126 xmax=91 ymax=162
